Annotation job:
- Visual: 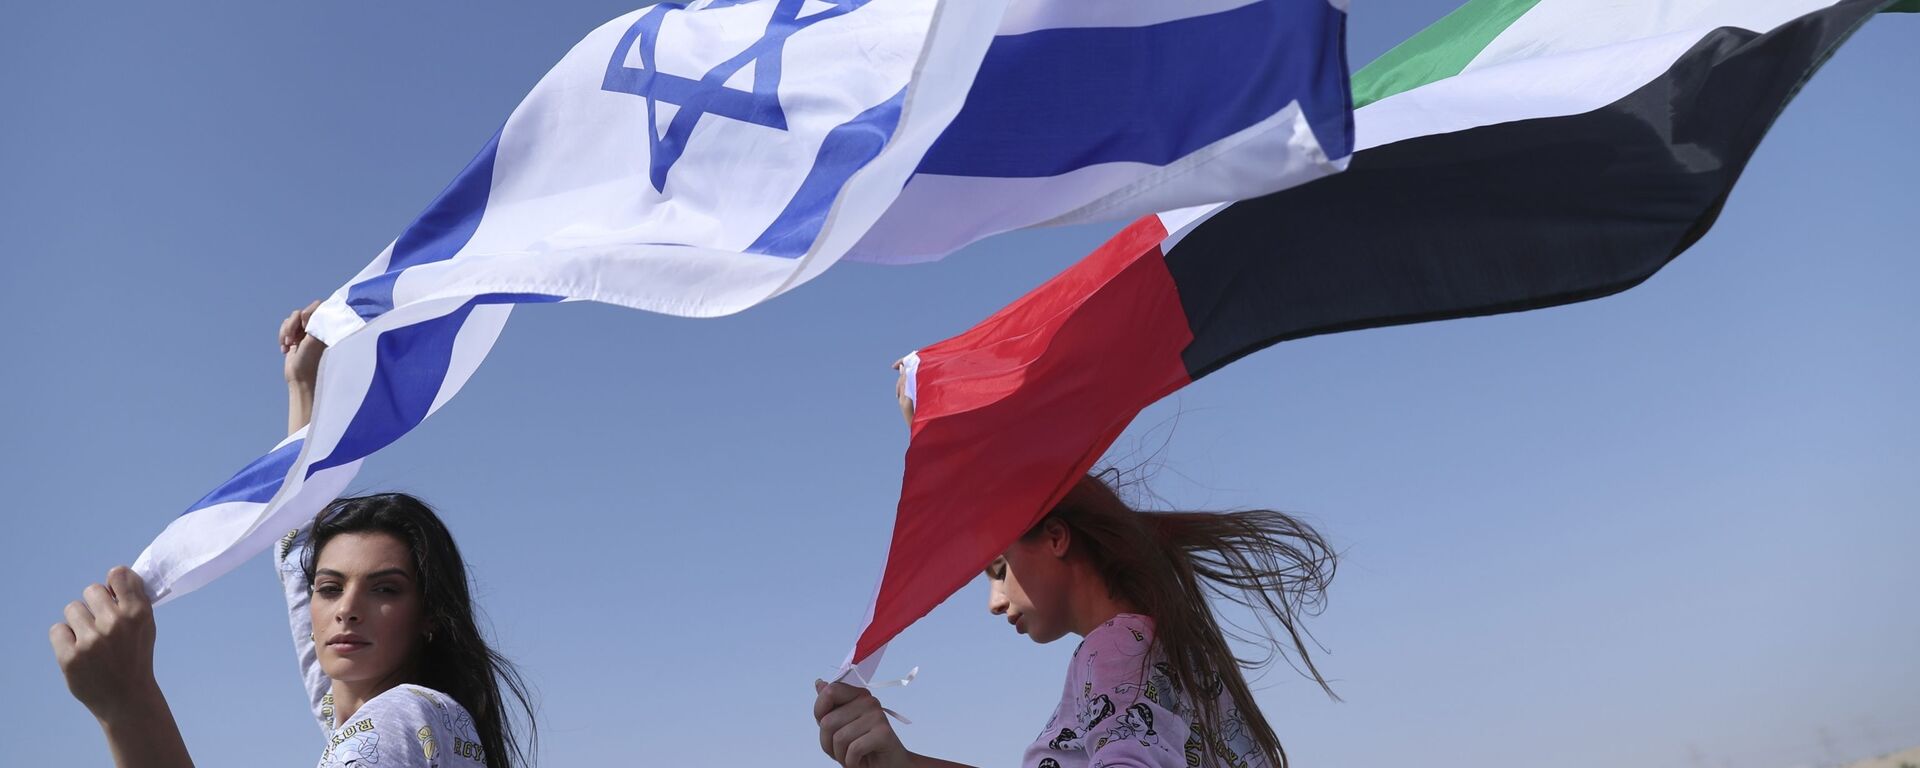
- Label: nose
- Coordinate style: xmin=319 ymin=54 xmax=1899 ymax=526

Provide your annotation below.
xmin=987 ymin=583 xmax=1008 ymax=616
xmin=333 ymin=587 xmax=363 ymax=625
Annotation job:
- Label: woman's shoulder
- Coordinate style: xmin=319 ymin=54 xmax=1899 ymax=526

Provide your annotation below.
xmin=1070 ymin=613 xmax=1157 ymax=682
xmin=331 ymin=685 xmax=487 ymax=766
xmin=361 ymin=684 xmax=457 ymax=710
xmin=357 ymin=685 xmax=478 ymax=729
xmin=1079 ymin=613 xmax=1155 ymax=657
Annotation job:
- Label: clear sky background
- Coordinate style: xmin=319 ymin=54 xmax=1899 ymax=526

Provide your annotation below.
xmin=2 ymin=2 xmax=1915 ymax=767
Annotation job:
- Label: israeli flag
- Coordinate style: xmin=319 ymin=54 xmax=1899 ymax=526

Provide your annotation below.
xmin=133 ymin=0 xmax=1352 ymax=602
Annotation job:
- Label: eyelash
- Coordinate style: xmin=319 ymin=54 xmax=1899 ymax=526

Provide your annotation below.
xmin=311 ymin=584 xmax=403 ymax=596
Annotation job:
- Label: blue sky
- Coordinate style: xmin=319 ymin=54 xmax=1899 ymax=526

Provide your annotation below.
xmin=2 ymin=2 xmax=1914 ymax=767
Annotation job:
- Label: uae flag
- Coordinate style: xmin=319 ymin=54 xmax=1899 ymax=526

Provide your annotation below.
xmin=841 ymin=0 xmax=1914 ymax=671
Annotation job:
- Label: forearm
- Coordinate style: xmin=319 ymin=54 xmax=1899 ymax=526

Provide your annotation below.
xmin=94 ymin=684 xmax=194 ymax=768
xmin=909 ymin=754 xmax=978 ymax=768
xmin=287 ymin=382 xmax=314 ymax=437
xmin=275 ymin=526 xmax=330 ymax=727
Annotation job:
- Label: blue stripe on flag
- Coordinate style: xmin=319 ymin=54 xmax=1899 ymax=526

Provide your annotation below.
xmin=347 ymin=131 xmax=503 ymax=321
xmin=747 ymin=86 xmax=908 ymax=257
xmin=915 ymin=0 xmax=1352 ymax=178
xmin=308 ymin=293 xmax=560 ymax=476
xmin=181 ymin=438 xmax=304 ymax=514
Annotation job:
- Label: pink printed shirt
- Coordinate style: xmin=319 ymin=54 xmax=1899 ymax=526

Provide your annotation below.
xmin=1022 ymin=614 xmax=1268 ymax=768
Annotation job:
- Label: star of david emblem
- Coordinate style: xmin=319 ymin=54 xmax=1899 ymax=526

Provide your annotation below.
xmin=601 ymin=0 xmax=871 ymax=193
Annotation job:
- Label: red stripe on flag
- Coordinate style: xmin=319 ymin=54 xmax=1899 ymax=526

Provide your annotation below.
xmin=854 ymin=215 xmax=1195 ymax=663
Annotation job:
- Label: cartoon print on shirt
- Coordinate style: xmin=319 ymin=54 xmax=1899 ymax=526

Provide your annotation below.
xmin=1106 ymin=702 xmax=1159 ymax=746
xmin=322 ymin=718 xmax=380 ymax=766
xmin=1153 ymin=662 xmax=1179 ymax=690
xmin=1195 ymin=718 xmax=1253 ymax=768
xmin=1129 ymin=703 xmax=1157 ymax=738
xmin=417 ymin=724 xmax=439 ymax=766
xmin=405 ymin=687 xmax=478 ymax=747
xmin=1114 ymin=660 xmax=1185 ymax=715
xmin=1039 ymin=760 xmax=1062 ymax=768
xmin=1078 ymin=693 xmax=1117 ymax=731
xmin=1217 ymin=707 xmax=1250 ymax=748
xmin=1048 ymin=727 xmax=1081 ymax=750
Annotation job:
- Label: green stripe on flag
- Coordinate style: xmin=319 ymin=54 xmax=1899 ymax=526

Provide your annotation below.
xmin=1352 ymin=0 xmax=1544 ymax=108
xmin=1888 ymin=0 xmax=1917 ymax=12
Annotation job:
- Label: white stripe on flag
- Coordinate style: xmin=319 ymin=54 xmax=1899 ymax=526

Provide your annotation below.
xmin=1355 ymin=0 xmax=1842 ymax=153
xmin=1464 ymin=0 xmax=1844 ymax=75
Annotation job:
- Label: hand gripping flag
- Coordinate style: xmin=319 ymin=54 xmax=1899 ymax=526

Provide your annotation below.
xmin=847 ymin=0 xmax=1912 ymax=673
xmin=132 ymin=0 xmax=1354 ymax=604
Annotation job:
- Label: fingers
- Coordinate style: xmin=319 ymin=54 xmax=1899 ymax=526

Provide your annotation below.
xmin=814 ymin=681 xmax=872 ymax=721
xmin=107 ymin=567 xmax=150 ymax=615
xmin=82 ymin=583 xmax=115 ymax=626
xmin=829 ymin=710 xmax=860 ymax=763
xmin=812 ymin=680 xmax=836 ymax=721
xmin=816 ymin=682 xmax=892 ymax=765
xmin=296 ymin=333 xmax=329 ymax=355
xmin=892 ymin=364 xmax=916 ymax=426
xmin=830 ymin=709 xmax=892 ymax=766
xmin=279 ymin=300 xmax=324 ymax=353
xmin=845 ymin=727 xmax=893 ymax=768
xmin=49 ymin=623 xmax=76 ymax=658
xmin=63 ymin=600 xmax=99 ymax=643
xmin=817 ymin=699 xmax=867 ymax=757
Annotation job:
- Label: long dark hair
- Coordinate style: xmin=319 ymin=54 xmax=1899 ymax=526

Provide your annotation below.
xmin=303 ymin=493 xmax=537 ymax=768
xmin=1038 ymin=472 xmax=1336 ymax=768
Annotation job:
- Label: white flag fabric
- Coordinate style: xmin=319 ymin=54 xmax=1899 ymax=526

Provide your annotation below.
xmin=132 ymin=0 xmax=1353 ymax=603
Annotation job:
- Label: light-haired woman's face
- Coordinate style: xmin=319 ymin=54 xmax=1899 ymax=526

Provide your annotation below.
xmin=985 ymin=524 xmax=1073 ymax=644
xmin=310 ymin=532 xmax=427 ymax=691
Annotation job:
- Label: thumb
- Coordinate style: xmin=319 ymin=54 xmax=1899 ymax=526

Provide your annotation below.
xmin=813 ymin=678 xmax=826 ymax=693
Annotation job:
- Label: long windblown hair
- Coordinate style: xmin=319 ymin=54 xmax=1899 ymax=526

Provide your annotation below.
xmin=304 ymin=493 xmax=537 ymax=768
xmin=1037 ymin=472 xmax=1336 ymax=768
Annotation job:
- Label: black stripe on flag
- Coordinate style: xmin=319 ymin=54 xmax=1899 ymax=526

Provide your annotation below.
xmin=1166 ymin=0 xmax=1892 ymax=381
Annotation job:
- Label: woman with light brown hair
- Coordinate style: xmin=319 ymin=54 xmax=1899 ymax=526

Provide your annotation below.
xmin=814 ymin=469 xmax=1337 ymax=768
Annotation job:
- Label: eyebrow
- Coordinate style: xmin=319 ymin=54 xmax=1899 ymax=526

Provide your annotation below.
xmin=315 ymin=568 xmax=415 ymax=581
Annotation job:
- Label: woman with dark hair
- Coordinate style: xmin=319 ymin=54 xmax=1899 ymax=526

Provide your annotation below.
xmin=813 ymin=441 xmax=1337 ymax=766
xmin=50 ymin=303 xmax=535 ymax=768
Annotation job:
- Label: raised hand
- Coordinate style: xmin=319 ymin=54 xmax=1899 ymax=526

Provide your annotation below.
xmin=50 ymin=568 xmax=197 ymax=768
xmin=279 ymin=300 xmax=326 ymax=390
xmin=892 ymin=358 xmax=915 ymax=427
xmin=279 ymin=300 xmax=327 ymax=434
xmin=814 ymin=680 xmax=915 ymax=768
xmin=50 ymin=567 xmax=159 ymax=722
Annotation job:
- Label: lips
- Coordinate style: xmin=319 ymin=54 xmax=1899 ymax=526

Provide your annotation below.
xmin=1008 ymin=613 xmax=1026 ymax=634
xmin=325 ymin=633 xmax=372 ymax=654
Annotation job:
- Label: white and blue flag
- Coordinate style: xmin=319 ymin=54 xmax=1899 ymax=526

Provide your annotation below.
xmin=133 ymin=0 xmax=1353 ymax=603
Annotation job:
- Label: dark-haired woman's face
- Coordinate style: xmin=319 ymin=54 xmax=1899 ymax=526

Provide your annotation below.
xmin=310 ymin=532 xmax=428 ymax=689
